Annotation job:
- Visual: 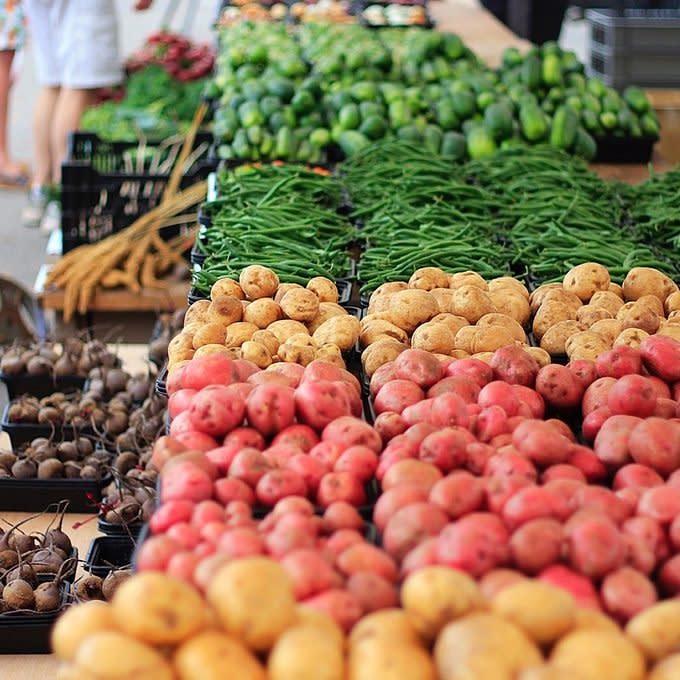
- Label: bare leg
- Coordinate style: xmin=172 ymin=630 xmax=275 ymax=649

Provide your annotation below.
xmin=50 ymin=87 xmax=97 ymax=183
xmin=0 ymin=49 xmax=23 ymax=177
xmin=32 ymin=86 xmax=60 ymax=188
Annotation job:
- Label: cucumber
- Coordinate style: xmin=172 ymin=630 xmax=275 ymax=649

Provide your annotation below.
xmin=502 ymin=47 xmax=523 ymax=69
xmin=600 ymin=111 xmax=618 ymax=130
xmin=423 ymin=125 xmax=444 ymax=154
xmin=435 ymin=100 xmax=460 ymax=130
xmin=484 ymin=102 xmax=513 ymax=142
xmin=542 ymin=54 xmax=563 ymax=87
xmin=521 ymin=55 xmax=542 ymax=91
xmin=338 ymin=103 xmax=360 ymax=131
xmin=466 ymin=127 xmax=497 ymax=159
xmin=581 ymin=109 xmax=600 ymax=134
xmin=549 ymin=105 xmax=579 ymax=150
xmin=309 ymin=128 xmax=331 ymax=148
xmin=238 ymin=101 xmax=264 ymax=128
xmin=519 ymin=103 xmax=548 ymax=142
xmin=359 ymin=115 xmax=387 ymax=141
xmin=396 ymin=125 xmax=422 ymax=143
xmin=451 ymin=91 xmax=476 ymax=120
xmin=291 ymin=90 xmax=315 ymax=115
xmin=476 ymin=91 xmax=495 ymax=111
xmin=573 ymin=127 xmax=597 ymax=161
xmin=275 ymin=126 xmax=294 ymax=160
xmin=641 ymin=112 xmax=660 ymax=137
xmin=623 ymin=86 xmax=651 ymax=115
xmin=337 ymin=130 xmax=371 ymax=157
xmin=389 ymin=100 xmax=411 ymax=128
xmin=266 ymin=78 xmax=295 ymax=103
xmin=440 ymin=131 xmax=466 ymax=160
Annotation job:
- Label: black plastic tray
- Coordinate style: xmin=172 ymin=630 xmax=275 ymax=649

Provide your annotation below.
xmin=593 ymin=134 xmax=658 ymax=163
xmin=84 ymin=536 xmax=135 ymax=577
xmin=0 ymin=582 xmax=70 ymax=654
xmin=0 ymin=474 xmax=111 ymax=512
xmin=0 ymin=373 xmax=86 ymax=400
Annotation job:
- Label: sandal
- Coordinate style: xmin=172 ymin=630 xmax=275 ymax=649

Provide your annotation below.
xmin=0 ymin=170 xmax=30 ymax=190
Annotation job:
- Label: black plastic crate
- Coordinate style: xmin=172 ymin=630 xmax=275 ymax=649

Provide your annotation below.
xmin=0 ymin=373 xmax=85 ymax=400
xmin=60 ymin=132 xmax=215 ymax=253
xmin=594 ymin=133 xmax=658 ymax=163
xmin=97 ymin=514 xmax=145 ymax=538
xmin=0 ymin=474 xmax=111 ymax=512
xmin=84 ymin=536 xmax=135 ymax=577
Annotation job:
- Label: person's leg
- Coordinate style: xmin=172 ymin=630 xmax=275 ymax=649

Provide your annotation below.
xmin=32 ymin=86 xmax=60 ymax=188
xmin=0 ymin=49 xmax=24 ymax=178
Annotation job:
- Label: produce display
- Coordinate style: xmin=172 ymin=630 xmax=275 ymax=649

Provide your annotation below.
xmin=361 ymin=3 xmax=432 ymax=27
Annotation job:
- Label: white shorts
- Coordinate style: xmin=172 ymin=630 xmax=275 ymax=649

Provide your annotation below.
xmin=25 ymin=0 xmax=122 ymax=89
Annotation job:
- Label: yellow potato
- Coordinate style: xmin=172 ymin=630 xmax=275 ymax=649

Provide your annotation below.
xmin=308 ymin=302 xmax=348 ymax=333
xmin=74 ymin=632 xmax=174 ymax=680
xmin=241 ymin=341 xmax=273 ymax=368
xmin=313 ymin=315 xmax=360 ymax=352
xmin=268 ymin=320 xmax=310 ymax=344
xmin=349 ymin=608 xmax=422 ymax=649
xmin=517 ymin=667 xmax=586 ymax=680
xmin=251 ymin=329 xmax=279 ymax=356
xmin=269 ymin=625 xmax=344 ymax=680
xmin=609 ymin=282 xmax=624 ymax=297
xmin=589 ymin=318 xmax=623 ymax=346
xmin=488 ymin=290 xmax=531 ymax=326
xmin=295 ymin=607 xmax=344 ymax=648
xmin=563 ymin=262 xmax=611 ymax=302
xmin=168 ymin=332 xmax=194 ymax=354
xmin=191 ymin=322 xmax=227 ymax=349
xmin=174 ymin=631 xmax=266 ymax=680
xmin=430 ymin=287 xmax=456 ymax=313
xmin=359 ymin=319 xmax=408 ymax=348
xmin=306 ymin=277 xmax=339 ymax=303
xmin=623 ymin=267 xmax=678 ymax=302
xmin=435 ymin=613 xmax=542 ymax=680
xmin=636 ymin=294 xmax=665 ymax=317
xmin=207 ymin=557 xmax=296 ymax=652
xmin=648 ymin=653 xmax=680 ymax=680
xmin=225 ymin=321 xmax=259 ymax=347
xmin=613 ymin=327 xmax=650 ymax=349
xmin=368 ymin=281 xmax=409 ymax=309
xmin=565 ymin=330 xmax=611 ymax=361
xmin=530 ymin=283 xmax=564 ymax=313
xmin=524 ymin=346 xmax=551 ymax=367
xmin=488 ymin=277 xmax=530 ymax=300
xmin=476 ymin=313 xmax=527 ymax=343
xmin=625 ymin=600 xmax=680 ymax=662
xmin=471 ymin=326 xmax=520 ymax=354
xmin=491 ymin=581 xmax=576 ymax=645
xmin=52 ymin=601 xmax=117 ymax=662
xmin=541 ymin=289 xmax=583 ymax=314
xmin=576 ymin=305 xmax=612 ymax=327
xmin=452 ymin=285 xmax=496 ymax=323
xmin=361 ymin=338 xmax=407 ymax=376
xmin=449 ymin=271 xmax=488 ymax=291
xmin=454 ymin=325 xmax=478 ymax=353
xmin=450 ymin=349 xmax=471 ymax=359
xmin=401 ymin=566 xmax=483 ymax=641
xmin=210 ymin=277 xmax=245 ymax=300
xmin=239 ymin=265 xmax=280 ymax=300
xmin=540 ymin=320 xmax=586 ymax=355
xmin=388 ymin=289 xmax=439 ymax=332
xmin=550 ymin=629 xmax=645 ymax=680
xmin=411 ymin=321 xmax=456 ymax=354
xmin=349 ymin=640 xmax=436 ymax=680
xmin=278 ymin=342 xmax=315 ymax=366
xmin=184 ymin=299 xmax=211 ymax=326
xmin=533 ymin=302 xmax=577 ymax=339
xmin=665 ymin=291 xmax=680 ymax=315
xmin=111 ymin=572 xmax=206 ymax=645
xmin=192 ymin=344 xmax=230 ymax=359
xmin=243 ymin=298 xmax=283 ymax=329
xmin=315 ymin=343 xmax=345 ymax=367
xmin=280 ymin=288 xmax=321 ymax=322
xmin=619 ymin=301 xmax=661 ymax=334
xmin=409 ymin=267 xmax=450 ymax=291
xmin=658 ymin=323 xmax=680 ymax=342
xmin=589 ymin=290 xmax=625 ymax=315
xmin=274 ymin=283 xmax=304 ymax=304
xmin=430 ymin=313 xmax=470 ymax=337
xmin=572 ymin=608 xmax=620 ymax=633
xmin=207 ymin=295 xmax=244 ymax=326
xmin=472 ymin=351 xmax=495 ymax=363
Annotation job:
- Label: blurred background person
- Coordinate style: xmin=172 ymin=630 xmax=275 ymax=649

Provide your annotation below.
xmin=0 ymin=0 xmax=28 ymax=189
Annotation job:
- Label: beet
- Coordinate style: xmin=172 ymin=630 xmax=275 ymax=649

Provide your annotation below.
xmin=3 ymin=579 xmax=35 ymax=610
xmin=75 ymin=575 xmax=104 ymax=601
xmin=11 ymin=458 xmax=37 ymax=479
xmin=34 ymin=581 xmax=61 ymax=612
xmin=38 ymin=458 xmax=64 ymax=479
xmin=102 ymin=570 xmax=131 ymax=601
xmin=26 ymin=355 xmax=51 ymax=376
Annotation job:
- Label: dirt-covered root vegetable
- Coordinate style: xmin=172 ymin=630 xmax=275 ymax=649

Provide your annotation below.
xmin=451 ymin=285 xmax=496 ymax=324
xmin=110 ymin=572 xmax=206 ymax=645
xmin=69 ymin=631 xmax=174 ymax=680
xmin=348 ymin=609 xmax=420 ymax=649
xmin=173 ymin=630 xmax=266 ymax=680
xmin=549 ymin=628 xmax=645 ymax=680
xmin=590 ymin=290 xmax=625 ymax=315
xmin=435 ymin=612 xmax=542 ymax=680
xmin=491 ymin=581 xmax=576 ymax=646
xmin=488 ymin=276 xmax=530 ymax=299
xmin=563 ymin=263 xmax=611 ymax=302
xmin=207 ymin=557 xmax=296 ymax=652
xmin=267 ymin=320 xmax=309 ymax=344
xmin=401 ymin=566 xmax=483 ymax=642
xmin=517 ymin=668 xmax=584 ymax=680
xmin=268 ymin=624 xmax=344 ymax=680
xmin=623 ymin=267 xmax=678 ymax=303
xmin=239 ymin=265 xmax=280 ymax=300
xmin=625 ymin=600 xmax=680 ymax=662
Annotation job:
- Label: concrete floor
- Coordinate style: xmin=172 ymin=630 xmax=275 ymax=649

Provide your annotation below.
xmin=0 ymin=1 xmax=589 ymax=294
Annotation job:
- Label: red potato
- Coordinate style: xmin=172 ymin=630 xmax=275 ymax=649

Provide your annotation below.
xmin=400 ymin=537 xmax=439 ymax=577
xmin=135 ymin=535 xmax=181 ymax=572
xmin=373 ymin=411 xmax=407 ymax=443
xmin=295 ymin=380 xmax=352 ymax=431
xmin=317 ymin=471 xmax=366 ymax=507
xmin=581 ymin=406 xmax=612 ymax=441
xmin=302 ymin=589 xmax=363 ymax=633
xmin=485 ymin=476 xmax=532 ymax=515
xmin=510 ymin=518 xmax=563 ymax=575
xmin=169 ymin=410 xmax=194 ymax=437
xmin=648 ymin=376 xmax=672 ymax=400
xmin=668 ymin=469 xmax=680 ymax=488
xmin=322 ymin=502 xmax=364 ymax=532
xmin=192 ymin=500 xmax=225 ymax=527
xmin=166 ymin=551 xmax=202 ymax=585
xmin=512 ymin=385 xmax=546 ymax=419
xmin=659 ymin=555 xmax=680 ymax=596
xmin=224 ymin=427 xmax=265 ymax=450
xmin=382 ymin=502 xmax=448 ymax=562
xmin=403 ymin=422 xmax=438 ymax=445
xmin=669 ymin=514 xmax=680 ymax=551
xmin=538 ymin=564 xmax=601 ymax=610
xmin=595 ymin=346 xmax=642 ymax=379
xmin=446 ymin=357 xmax=494 ymax=386
xmin=271 ymin=496 xmax=314 ymax=518
xmin=245 ymin=384 xmax=296 ymax=437
xmin=168 ymin=388 xmax=196 ymax=419
xmin=302 ymin=360 xmax=361 ymax=395
xmin=593 ymin=414 xmax=642 ymax=466
xmin=233 ymin=359 xmax=260 ymax=382
xmin=542 ymin=479 xmax=583 ymax=518
xmin=334 ymin=445 xmax=378 ymax=483
xmin=582 ymin=377 xmax=616 ymax=416
xmin=322 ymin=416 xmax=382 ymax=453
xmin=628 ymin=417 xmax=680 ymax=476
xmin=546 ymin=419 xmax=577 ymax=442
xmin=475 ymin=405 xmax=510 ymax=443
xmin=393 ymin=348 xmax=444 ymax=388
xmin=601 ymin=567 xmax=658 ymax=623
xmin=429 ymin=472 xmax=485 ymax=519
xmin=653 ymin=398 xmax=677 ymax=418
xmin=373 ymin=380 xmax=425 ymax=415
xmin=484 ymin=451 xmax=537 ymax=483
xmin=465 ymin=442 xmax=495 ymax=475
xmin=213 ymin=477 xmax=256 ymax=506
xmin=373 ymin=485 xmax=429 ymax=532
xmin=324 ymin=529 xmax=364 ymax=559
xmin=479 ymin=569 xmax=527 ymax=600
xmin=224 ymin=501 xmax=255 ymax=528
xmin=576 ymin=485 xmax=631 ymax=525
xmin=266 ymin=362 xmax=305 ymax=386
xmin=616 ymin=487 xmax=640 ymax=518
xmin=247 ymin=372 xmax=299 ymax=388
xmin=284 ymin=454 xmax=329 ymax=493
xmin=205 ymin=444 xmax=242 ymax=476
xmin=427 ymin=376 xmax=481 ymax=404
xmin=566 ymin=515 xmax=626 ymax=579
xmin=567 ymin=359 xmax=598 ymax=387
xmin=375 ymin=449 xmax=414 ymax=482
xmin=607 ymin=374 xmax=658 ymax=417
xmin=624 ymin=533 xmax=656 ymax=575
xmin=337 ymin=542 xmax=399 ymax=582
xmin=428 ymin=392 xmax=470 ymax=429
xmin=566 ymin=445 xmax=606 ymax=482
xmin=150 ymin=500 xmax=194 ymax=535
xmin=613 ymin=464 xmax=664 ymax=490
xmin=228 ymin=448 xmax=273 ymax=487
xmin=216 ymin=528 xmax=266 ymax=560
xmin=490 ymin=345 xmax=540 ymax=387
xmin=256 ymin=469 xmax=308 ymax=506
xmin=193 ymin=554 xmax=233 ymax=592
xmin=478 ymin=381 xmax=521 ymax=416
xmin=200 ymin=521 xmax=228 ymax=544
xmin=335 ymin=380 xmax=363 ymax=418
xmin=369 ymin=362 xmax=399 ymax=398
xmin=502 ymin=486 xmax=569 ymax=529
xmin=309 ymin=441 xmax=345 ymax=469
xmin=272 ymin=425 xmax=319 ymax=453
xmin=160 ymin=462 xmax=213 ymax=504
xmin=381 ymin=459 xmax=442 ymax=492
xmin=512 ymin=419 xmax=573 ymax=467
xmin=623 ymin=516 xmax=669 ymax=564
xmin=418 ymin=427 xmax=474 ymax=473
xmin=281 ymin=548 xmax=342 ymax=599
xmin=182 ymin=354 xmax=239 ymax=390
xmin=535 ymin=364 xmax=585 ymax=410
xmin=166 ymin=522 xmax=201 ymax=550
xmin=263 ymin=443 xmax=304 ymax=468
xmin=167 ymin=363 xmax=188 ymax=395
xmin=490 ymin=434 xmax=514 ymax=449
xmin=164 ymin=451 xmax=218 ymax=481
xmin=436 ymin=513 xmax=511 ymax=578
xmin=401 ymin=398 xmax=435 ymax=426
xmin=640 ymin=335 xmax=680 ymax=382
xmin=149 ymin=435 xmax=187 ymax=472
xmin=225 ymin=382 xmax=254 ymax=403
xmin=346 ymin=572 xmax=399 ymax=613
xmin=542 ymin=464 xmax=587 ymax=483
xmin=637 ymin=485 xmax=680 ymax=525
